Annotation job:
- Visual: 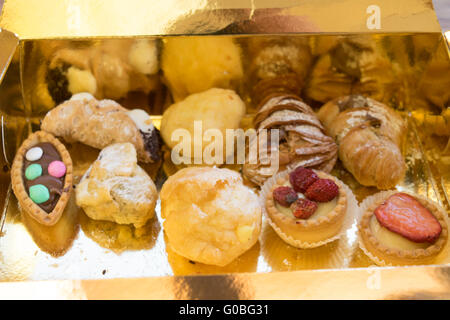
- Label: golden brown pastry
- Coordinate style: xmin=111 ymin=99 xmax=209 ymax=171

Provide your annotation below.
xmin=305 ymin=36 xmax=396 ymax=106
xmin=359 ymin=191 xmax=448 ymax=265
xmin=11 ymin=131 xmax=73 ymax=226
xmin=160 ymin=167 xmax=261 ymax=266
xmin=264 ymin=166 xmax=348 ymax=246
xmin=76 ymin=143 xmax=157 ymax=228
xmin=317 ymin=95 xmax=406 ymax=189
xmin=412 ymin=109 xmax=450 ymax=137
xmin=41 ymin=93 xmax=160 ymax=163
xmin=47 ymin=39 xmax=159 ymax=102
xmin=161 ymin=36 xmax=243 ymax=101
xmin=160 ymin=88 xmax=245 ymax=165
xmin=243 ymin=36 xmax=312 ymax=105
xmin=243 ymin=93 xmax=337 ymax=185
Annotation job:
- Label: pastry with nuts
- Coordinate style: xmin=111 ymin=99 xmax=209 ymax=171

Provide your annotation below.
xmin=358 ymin=191 xmax=449 ymax=266
xmin=11 ymin=131 xmax=73 ymax=226
xmin=263 ymin=166 xmax=349 ymax=247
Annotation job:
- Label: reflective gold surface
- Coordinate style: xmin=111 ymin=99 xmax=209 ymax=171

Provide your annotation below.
xmin=0 ymin=1 xmax=449 ymax=297
xmin=0 ymin=111 xmax=447 ymax=281
xmin=0 ymin=265 xmax=448 ymax=299
xmin=0 ymin=0 xmax=442 ymax=39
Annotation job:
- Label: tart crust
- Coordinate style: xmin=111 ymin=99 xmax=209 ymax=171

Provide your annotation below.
xmin=11 ymin=131 xmax=73 ymax=226
xmin=359 ymin=192 xmax=448 ymax=265
xmin=265 ymin=170 xmax=347 ymax=243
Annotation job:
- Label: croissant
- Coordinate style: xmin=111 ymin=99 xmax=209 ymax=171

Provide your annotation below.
xmin=41 ymin=93 xmax=161 ymax=163
xmin=317 ymin=95 xmax=407 ymax=189
xmin=243 ymin=93 xmax=338 ymax=185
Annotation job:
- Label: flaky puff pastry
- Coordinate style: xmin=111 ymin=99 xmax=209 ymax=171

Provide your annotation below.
xmin=76 ymin=143 xmax=157 ymax=228
xmin=160 ymin=167 xmax=262 ymax=266
xmin=317 ymin=95 xmax=406 ymax=189
xmin=41 ymin=93 xmax=160 ymax=163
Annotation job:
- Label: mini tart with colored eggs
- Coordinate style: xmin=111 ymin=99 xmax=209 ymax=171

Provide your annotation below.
xmin=359 ymin=192 xmax=448 ymax=265
xmin=265 ymin=167 xmax=347 ymax=244
xmin=11 ymin=131 xmax=73 ymax=226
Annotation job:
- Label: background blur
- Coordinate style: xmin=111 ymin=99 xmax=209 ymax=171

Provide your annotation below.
xmin=0 ymin=0 xmax=448 ymax=30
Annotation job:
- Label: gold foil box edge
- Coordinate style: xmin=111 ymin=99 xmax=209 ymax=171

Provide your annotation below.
xmin=0 ymin=0 xmax=443 ymax=40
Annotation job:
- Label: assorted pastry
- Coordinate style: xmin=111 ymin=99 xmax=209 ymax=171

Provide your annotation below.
xmin=11 ymin=131 xmax=73 ymax=226
xmin=160 ymin=167 xmax=261 ymax=266
xmin=160 ymin=88 xmax=246 ymax=165
xmin=243 ymin=37 xmax=312 ymax=105
xmin=359 ymin=192 xmax=448 ymax=265
xmin=263 ymin=166 xmax=348 ymax=246
xmin=46 ymin=39 xmax=160 ymax=103
xmin=161 ymin=36 xmax=243 ymax=102
xmin=76 ymin=143 xmax=158 ymax=228
xmin=317 ymin=94 xmax=407 ymax=190
xmin=304 ymin=35 xmax=396 ymax=107
xmin=243 ymin=93 xmax=337 ymax=185
xmin=8 ymin=36 xmax=449 ymax=269
xmin=41 ymin=93 xmax=161 ymax=163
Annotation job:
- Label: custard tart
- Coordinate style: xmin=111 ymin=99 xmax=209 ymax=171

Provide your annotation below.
xmin=359 ymin=191 xmax=448 ymax=265
xmin=264 ymin=166 xmax=349 ymax=247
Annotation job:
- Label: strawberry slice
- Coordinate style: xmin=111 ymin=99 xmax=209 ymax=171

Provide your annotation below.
xmin=374 ymin=193 xmax=442 ymax=243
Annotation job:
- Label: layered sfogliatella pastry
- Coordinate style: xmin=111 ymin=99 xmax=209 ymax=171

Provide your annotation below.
xmin=317 ymin=94 xmax=407 ymax=189
xmin=243 ymin=93 xmax=337 ymax=185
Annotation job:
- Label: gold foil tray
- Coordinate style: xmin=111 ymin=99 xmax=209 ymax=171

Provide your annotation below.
xmin=0 ymin=0 xmax=449 ymax=299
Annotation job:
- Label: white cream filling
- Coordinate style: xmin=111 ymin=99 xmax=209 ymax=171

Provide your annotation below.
xmin=126 ymin=109 xmax=154 ymax=133
xmin=128 ymin=39 xmax=158 ymax=75
xmin=70 ymin=92 xmax=95 ymax=101
xmin=369 ymin=216 xmax=430 ymax=250
xmin=66 ymin=67 xmax=97 ymax=95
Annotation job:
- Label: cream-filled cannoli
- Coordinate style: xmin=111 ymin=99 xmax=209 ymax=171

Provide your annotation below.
xmin=41 ymin=93 xmax=160 ymax=163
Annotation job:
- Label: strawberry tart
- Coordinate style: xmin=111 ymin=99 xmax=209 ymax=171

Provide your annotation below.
xmin=264 ymin=166 xmax=348 ymax=244
xmin=359 ymin=192 xmax=448 ymax=265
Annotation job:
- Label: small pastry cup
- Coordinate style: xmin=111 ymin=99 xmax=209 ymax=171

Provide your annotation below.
xmin=11 ymin=131 xmax=73 ymax=226
xmin=357 ymin=190 xmax=450 ymax=266
xmin=260 ymin=169 xmax=358 ymax=248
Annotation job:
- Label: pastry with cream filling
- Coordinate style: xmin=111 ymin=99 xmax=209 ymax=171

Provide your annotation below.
xmin=243 ymin=93 xmax=337 ymax=186
xmin=160 ymin=167 xmax=261 ymax=266
xmin=76 ymin=143 xmax=157 ymax=228
xmin=359 ymin=192 xmax=448 ymax=265
xmin=46 ymin=39 xmax=159 ymax=103
xmin=264 ymin=166 xmax=348 ymax=245
xmin=317 ymin=95 xmax=406 ymax=189
xmin=41 ymin=93 xmax=161 ymax=163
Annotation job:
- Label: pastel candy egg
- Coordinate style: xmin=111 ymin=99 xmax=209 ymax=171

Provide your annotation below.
xmin=25 ymin=147 xmax=43 ymax=161
xmin=25 ymin=164 xmax=42 ymax=180
xmin=48 ymin=160 xmax=66 ymax=178
xmin=29 ymin=184 xmax=50 ymax=204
